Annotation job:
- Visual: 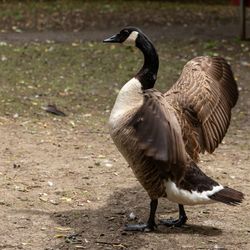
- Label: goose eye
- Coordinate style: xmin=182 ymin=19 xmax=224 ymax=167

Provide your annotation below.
xmin=123 ymin=30 xmax=129 ymax=36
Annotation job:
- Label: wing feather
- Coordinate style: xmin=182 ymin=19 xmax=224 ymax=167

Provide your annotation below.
xmin=128 ymin=89 xmax=187 ymax=176
xmin=165 ymin=56 xmax=238 ymax=160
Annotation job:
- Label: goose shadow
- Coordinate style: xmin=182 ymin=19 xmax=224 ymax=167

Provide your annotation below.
xmin=49 ymin=185 xmax=222 ymax=249
xmin=15 ymin=185 xmax=222 ymax=249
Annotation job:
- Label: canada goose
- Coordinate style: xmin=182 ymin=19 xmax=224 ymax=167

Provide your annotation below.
xmin=103 ymin=27 xmax=244 ymax=231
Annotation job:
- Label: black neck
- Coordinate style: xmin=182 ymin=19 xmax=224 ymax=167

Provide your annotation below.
xmin=135 ymin=34 xmax=159 ymax=90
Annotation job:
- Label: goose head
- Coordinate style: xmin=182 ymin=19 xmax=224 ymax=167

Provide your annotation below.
xmin=103 ymin=27 xmax=141 ymax=46
xmin=103 ymin=27 xmax=159 ymax=90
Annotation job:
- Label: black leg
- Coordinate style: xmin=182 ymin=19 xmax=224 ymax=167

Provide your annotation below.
xmin=124 ymin=199 xmax=158 ymax=232
xmin=159 ymin=204 xmax=187 ymax=227
xmin=146 ymin=199 xmax=158 ymax=230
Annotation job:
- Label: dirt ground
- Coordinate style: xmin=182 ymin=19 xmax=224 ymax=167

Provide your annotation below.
xmin=0 ymin=2 xmax=249 ymax=250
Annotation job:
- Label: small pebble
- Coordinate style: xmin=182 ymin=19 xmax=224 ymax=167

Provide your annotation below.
xmin=128 ymin=212 xmax=136 ymax=220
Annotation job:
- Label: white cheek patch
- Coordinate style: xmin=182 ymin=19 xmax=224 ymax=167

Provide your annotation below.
xmin=123 ymin=31 xmax=139 ymax=46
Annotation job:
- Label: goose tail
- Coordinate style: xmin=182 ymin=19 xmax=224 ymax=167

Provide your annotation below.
xmin=209 ymin=186 xmax=244 ymax=206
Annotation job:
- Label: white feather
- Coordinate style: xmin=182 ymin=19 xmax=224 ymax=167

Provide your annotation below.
xmin=164 ymin=180 xmax=224 ymax=205
xmin=109 ymin=77 xmax=143 ymax=129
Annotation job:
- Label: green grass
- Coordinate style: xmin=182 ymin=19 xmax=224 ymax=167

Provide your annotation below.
xmin=0 ymin=39 xmax=249 ymax=122
xmin=0 ymin=42 xmax=136 ymax=118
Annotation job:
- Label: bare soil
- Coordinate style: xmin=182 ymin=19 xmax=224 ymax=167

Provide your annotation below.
xmin=0 ymin=2 xmax=249 ymax=250
xmin=0 ymin=22 xmax=245 ymax=44
xmin=0 ymin=78 xmax=249 ymax=250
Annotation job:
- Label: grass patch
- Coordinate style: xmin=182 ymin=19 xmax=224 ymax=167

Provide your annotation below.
xmin=0 ymin=39 xmax=249 ymax=122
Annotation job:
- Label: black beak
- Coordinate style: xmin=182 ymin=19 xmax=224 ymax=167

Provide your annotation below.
xmin=103 ymin=34 xmax=120 ymax=43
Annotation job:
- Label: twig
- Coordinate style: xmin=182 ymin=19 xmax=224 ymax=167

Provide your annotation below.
xmin=80 ymin=131 xmax=109 ymax=134
xmin=95 ymin=241 xmax=127 ymax=248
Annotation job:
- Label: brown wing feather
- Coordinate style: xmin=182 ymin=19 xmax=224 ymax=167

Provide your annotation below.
xmin=128 ymin=89 xmax=187 ymax=177
xmin=165 ymin=56 xmax=238 ymax=160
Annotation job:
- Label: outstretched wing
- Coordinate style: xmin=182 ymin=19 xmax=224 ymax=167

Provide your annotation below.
xmin=128 ymin=89 xmax=187 ymax=178
xmin=165 ymin=56 xmax=238 ymax=161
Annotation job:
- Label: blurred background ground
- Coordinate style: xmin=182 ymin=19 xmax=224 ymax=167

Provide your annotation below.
xmin=0 ymin=0 xmax=249 ymax=42
xmin=0 ymin=1 xmax=249 ymax=250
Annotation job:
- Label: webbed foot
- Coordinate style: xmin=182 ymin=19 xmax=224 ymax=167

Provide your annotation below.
xmin=159 ymin=215 xmax=187 ymax=227
xmin=124 ymin=199 xmax=158 ymax=232
xmin=159 ymin=204 xmax=187 ymax=227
